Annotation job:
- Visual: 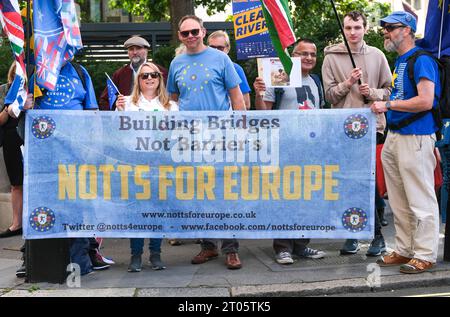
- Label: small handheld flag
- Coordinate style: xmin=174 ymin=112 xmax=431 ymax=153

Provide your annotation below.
xmin=105 ymin=73 xmax=119 ymax=110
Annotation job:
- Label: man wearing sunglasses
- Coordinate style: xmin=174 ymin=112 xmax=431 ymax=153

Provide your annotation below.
xmin=371 ymin=11 xmax=441 ymax=274
xmin=99 ymin=35 xmax=168 ymax=110
xmin=167 ymin=15 xmax=245 ymax=270
xmin=207 ymin=30 xmax=252 ymax=110
xmin=322 ymin=11 xmax=392 ymax=257
xmin=167 ymin=15 xmax=245 ymax=112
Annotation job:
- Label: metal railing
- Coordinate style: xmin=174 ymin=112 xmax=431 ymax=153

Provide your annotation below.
xmin=78 ymin=22 xmax=233 ymax=62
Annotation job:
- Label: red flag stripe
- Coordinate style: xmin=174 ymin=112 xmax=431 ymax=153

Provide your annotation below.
xmin=262 ymin=0 xmax=295 ymax=49
xmin=2 ymin=13 xmax=24 ymax=39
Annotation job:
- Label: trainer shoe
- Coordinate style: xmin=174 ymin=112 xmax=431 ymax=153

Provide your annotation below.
xmin=100 ymin=255 xmax=115 ymax=265
xmin=16 ymin=261 xmax=26 ymax=278
xmin=275 ymin=251 xmax=294 ymax=264
xmin=191 ymin=249 xmax=219 ymax=264
xmin=149 ymin=253 xmax=166 ymax=270
xmin=128 ymin=254 xmax=142 ymax=272
xmin=366 ymin=235 xmax=387 ymax=257
xmin=295 ymin=247 xmax=326 ymax=259
xmin=340 ymin=239 xmax=360 ymax=255
xmin=90 ymin=251 xmax=110 ymax=270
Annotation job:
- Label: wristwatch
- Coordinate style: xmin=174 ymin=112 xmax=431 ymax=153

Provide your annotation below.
xmin=385 ymin=101 xmax=392 ymax=110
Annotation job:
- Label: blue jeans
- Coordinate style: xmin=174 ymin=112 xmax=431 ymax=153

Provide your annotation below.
xmin=439 ymin=145 xmax=450 ymax=224
xmin=130 ymin=238 xmax=162 ymax=256
xmin=70 ymin=238 xmax=92 ymax=275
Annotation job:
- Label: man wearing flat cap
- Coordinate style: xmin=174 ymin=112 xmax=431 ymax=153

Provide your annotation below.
xmin=371 ymin=11 xmax=441 ymax=274
xmin=99 ymin=35 xmax=168 ymax=110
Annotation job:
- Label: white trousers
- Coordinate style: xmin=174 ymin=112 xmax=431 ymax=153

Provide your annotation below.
xmin=381 ymin=132 xmax=439 ymax=262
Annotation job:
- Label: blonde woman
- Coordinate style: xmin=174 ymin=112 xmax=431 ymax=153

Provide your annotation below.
xmin=116 ymin=62 xmax=178 ymax=112
xmin=116 ymin=62 xmax=177 ymax=272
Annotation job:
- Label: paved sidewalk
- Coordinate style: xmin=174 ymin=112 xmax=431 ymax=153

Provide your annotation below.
xmin=1 ymin=208 xmax=449 ymax=297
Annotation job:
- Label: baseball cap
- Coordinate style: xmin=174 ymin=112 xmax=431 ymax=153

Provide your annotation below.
xmin=124 ymin=36 xmax=150 ymax=49
xmin=380 ymin=11 xmax=417 ymax=32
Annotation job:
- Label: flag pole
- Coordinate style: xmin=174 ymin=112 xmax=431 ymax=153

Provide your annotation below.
xmin=329 ymin=0 xmax=369 ymax=104
xmin=105 ymin=72 xmax=120 ymax=94
xmin=329 ymin=0 xmax=359 ymax=72
xmin=438 ymin=0 xmax=446 ymax=58
xmin=25 ymin=0 xmax=32 ymax=78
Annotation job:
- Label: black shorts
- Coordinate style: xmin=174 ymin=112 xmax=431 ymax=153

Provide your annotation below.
xmin=2 ymin=128 xmax=23 ymax=186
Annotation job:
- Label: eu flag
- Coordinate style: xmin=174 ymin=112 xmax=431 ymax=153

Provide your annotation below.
xmin=106 ymin=77 xmax=119 ymax=110
xmin=33 ymin=0 xmax=82 ymax=91
xmin=416 ymin=0 xmax=450 ymax=57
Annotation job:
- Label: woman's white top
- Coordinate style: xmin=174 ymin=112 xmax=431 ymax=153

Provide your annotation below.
xmin=120 ymin=94 xmax=179 ymax=112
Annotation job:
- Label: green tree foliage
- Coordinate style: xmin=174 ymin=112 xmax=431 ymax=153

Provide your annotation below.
xmin=110 ymin=0 xmax=171 ymax=21
xmin=0 ymin=41 xmax=15 ymax=84
xmin=290 ymin=0 xmax=394 ymax=72
xmin=109 ymin=0 xmax=227 ymax=21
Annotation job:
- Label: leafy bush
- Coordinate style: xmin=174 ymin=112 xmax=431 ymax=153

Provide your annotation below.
xmin=0 ymin=41 xmax=15 ymax=84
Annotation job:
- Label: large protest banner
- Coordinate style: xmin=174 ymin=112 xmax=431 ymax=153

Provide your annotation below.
xmin=232 ymin=0 xmax=277 ymax=60
xmin=23 ymin=109 xmax=375 ymax=239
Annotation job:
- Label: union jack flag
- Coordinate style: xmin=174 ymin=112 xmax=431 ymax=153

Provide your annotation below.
xmin=0 ymin=0 xmax=27 ymax=116
xmin=33 ymin=0 xmax=82 ymax=91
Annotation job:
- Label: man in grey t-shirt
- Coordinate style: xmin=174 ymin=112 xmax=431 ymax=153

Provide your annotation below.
xmin=254 ymin=39 xmax=324 ymax=110
xmin=254 ymin=39 xmax=326 ymax=265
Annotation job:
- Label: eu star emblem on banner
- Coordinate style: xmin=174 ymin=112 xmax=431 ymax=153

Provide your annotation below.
xmin=29 ymin=207 xmax=56 ymax=232
xmin=342 ymin=208 xmax=368 ymax=233
xmin=344 ymin=114 xmax=369 ymax=139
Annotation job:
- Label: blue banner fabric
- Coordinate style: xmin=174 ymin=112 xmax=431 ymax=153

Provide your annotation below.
xmin=23 ymin=109 xmax=376 ymax=239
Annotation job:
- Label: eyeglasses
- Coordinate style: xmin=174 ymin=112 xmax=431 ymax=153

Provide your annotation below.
xmin=179 ymin=28 xmax=200 ymax=38
xmin=140 ymin=72 xmax=160 ymax=80
xmin=292 ymin=51 xmax=317 ymax=58
xmin=210 ymin=45 xmax=227 ymax=51
xmin=383 ymin=24 xmax=406 ymax=33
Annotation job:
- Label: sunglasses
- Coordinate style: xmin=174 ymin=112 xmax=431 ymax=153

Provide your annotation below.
xmin=383 ymin=24 xmax=406 ymax=33
xmin=210 ymin=45 xmax=227 ymax=51
xmin=179 ymin=28 xmax=200 ymax=38
xmin=140 ymin=72 xmax=160 ymax=80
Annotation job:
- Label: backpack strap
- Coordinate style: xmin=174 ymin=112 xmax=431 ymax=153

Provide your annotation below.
xmin=70 ymin=62 xmax=88 ymax=109
xmin=388 ymin=50 xmax=442 ymax=131
xmin=273 ymin=88 xmax=284 ymax=110
xmin=310 ymin=73 xmax=325 ymax=108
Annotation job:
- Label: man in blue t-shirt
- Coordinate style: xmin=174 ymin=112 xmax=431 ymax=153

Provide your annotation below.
xmin=168 ymin=15 xmax=245 ymax=270
xmin=28 ymin=62 xmax=98 ymax=110
xmin=207 ymin=30 xmax=252 ymax=110
xmin=167 ymin=16 xmax=245 ymax=112
xmin=371 ymin=11 xmax=441 ymax=274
